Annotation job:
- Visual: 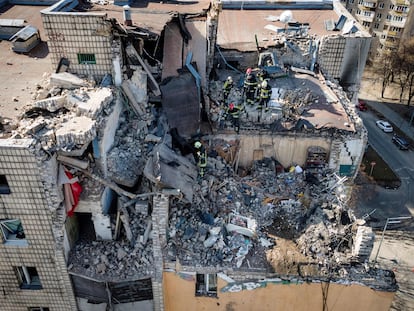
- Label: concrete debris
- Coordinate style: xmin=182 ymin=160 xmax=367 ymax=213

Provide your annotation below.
xmin=55 ymin=116 xmax=96 ymax=152
xmin=125 ymin=43 xmax=161 ymax=96
xmin=106 ymin=111 xmax=148 ymax=187
xmin=226 ymin=213 xmax=257 ymax=238
xmin=166 ymin=138 xmax=372 ymax=271
xmin=33 ymin=95 xmax=66 ymax=112
xmin=208 ymin=69 xmax=359 ymax=133
xmin=352 ymin=226 xmax=375 ymax=260
xmin=74 ymin=87 xmax=113 ymax=119
xmin=144 ymin=142 xmax=197 ymax=202
xmin=68 ymin=205 xmax=154 ymax=281
xmin=50 ymin=72 xmax=88 ymax=89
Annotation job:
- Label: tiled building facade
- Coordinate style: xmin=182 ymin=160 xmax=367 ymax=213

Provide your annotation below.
xmin=41 ymin=0 xmax=117 ymax=79
xmin=0 ymin=139 xmax=77 ymax=311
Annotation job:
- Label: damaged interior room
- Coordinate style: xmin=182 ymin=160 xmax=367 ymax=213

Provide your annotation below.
xmin=0 ymin=0 xmax=399 ymax=310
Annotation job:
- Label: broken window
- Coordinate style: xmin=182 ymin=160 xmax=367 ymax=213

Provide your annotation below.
xmin=77 ymin=53 xmax=96 ymax=64
xmin=195 ymin=274 xmax=217 ymax=297
xmin=15 ymin=266 xmax=42 ymax=290
xmin=0 ymin=219 xmax=27 ymax=245
xmin=28 ymin=308 xmax=49 ymax=311
xmin=0 ymin=175 xmax=11 ymax=194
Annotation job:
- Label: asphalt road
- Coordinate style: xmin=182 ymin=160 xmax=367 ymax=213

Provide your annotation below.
xmin=354 ymin=109 xmax=414 ymax=228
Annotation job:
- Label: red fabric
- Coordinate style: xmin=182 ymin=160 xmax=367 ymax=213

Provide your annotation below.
xmin=65 ymin=170 xmax=82 ymax=217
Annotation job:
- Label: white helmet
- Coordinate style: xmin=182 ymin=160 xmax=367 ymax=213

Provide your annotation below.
xmin=227 ymin=76 xmax=233 ymax=82
xmin=262 ymin=80 xmax=268 ymax=88
xmin=194 ymin=141 xmax=202 ymax=149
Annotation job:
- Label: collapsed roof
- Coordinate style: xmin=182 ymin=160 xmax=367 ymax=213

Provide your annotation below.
xmin=0 ymin=0 xmax=395 ymax=292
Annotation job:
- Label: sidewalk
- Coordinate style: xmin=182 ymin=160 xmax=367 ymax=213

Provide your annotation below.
xmin=359 ymin=74 xmax=414 ymax=139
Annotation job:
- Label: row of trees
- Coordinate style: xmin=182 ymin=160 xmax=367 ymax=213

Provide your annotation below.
xmin=374 ymin=37 xmax=414 ymax=106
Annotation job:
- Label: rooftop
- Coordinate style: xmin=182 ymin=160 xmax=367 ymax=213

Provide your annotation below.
xmin=0 ymin=4 xmax=51 ymax=121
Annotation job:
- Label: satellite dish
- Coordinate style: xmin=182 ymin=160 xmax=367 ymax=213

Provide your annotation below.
xmin=279 ymin=10 xmax=293 ymax=24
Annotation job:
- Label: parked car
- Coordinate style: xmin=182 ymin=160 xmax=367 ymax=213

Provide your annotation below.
xmin=356 ymin=99 xmax=367 ymax=111
xmin=392 ymin=135 xmax=409 ymax=150
xmin=376 ymin=120 xmax=393 ymax=133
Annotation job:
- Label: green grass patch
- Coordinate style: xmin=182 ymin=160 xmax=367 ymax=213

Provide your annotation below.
xmin=361 ymin=146 xmax=400 ymax=189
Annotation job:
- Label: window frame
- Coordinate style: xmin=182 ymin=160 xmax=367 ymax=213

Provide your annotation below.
xmin=0 ymin=219 xmax=27 ymax=246
xmin=195 ymin=273 xmax=217 ymax=297
xmin=77 ymin=53 xmax=96 ymax=65
xmin=15 ymin=266 xmax=43 ymax=290
xmin=0 ymin=175 xmax=11 ymax=194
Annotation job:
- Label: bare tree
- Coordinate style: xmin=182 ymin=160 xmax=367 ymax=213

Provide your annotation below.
xmin=393 ymin=38 xmax=414 ymax=106
xmin=372 ymin=50 xmax=393 ymax=98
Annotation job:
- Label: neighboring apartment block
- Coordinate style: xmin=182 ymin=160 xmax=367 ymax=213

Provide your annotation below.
xmin=341 ymin=0 xmax=413 ymax=58
xmin=0 ymin=1 xmax=398 ymax=311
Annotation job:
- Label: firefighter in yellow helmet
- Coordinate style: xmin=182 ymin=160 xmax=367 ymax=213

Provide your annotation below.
xmin=222 ymin=76 xmax=233 ymax=103
xmin=257 ymin=80 xmax=272 ymax=111
xmin=194 ymin=141 xmax=207 ymax=177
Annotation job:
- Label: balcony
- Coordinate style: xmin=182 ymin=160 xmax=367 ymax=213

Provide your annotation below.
xmin=385 ymin=19 xmax=406 ymax=28
xmin=357 ymin=11 xmax=375 ymax=23
xmin=393 ymin=7 xmax=409 ymax=15
xmin=358 ymin=1 xmax=377 ymax=9
xmin=390 ymin=0 xmax=410 ymax=6
xmin=386 ymin=30 xmax=401 ymax=38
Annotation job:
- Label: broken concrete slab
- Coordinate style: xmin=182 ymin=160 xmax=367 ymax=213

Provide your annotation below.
xmin=50 ymin=72 xmax=87 ymax=89
xmin=33 ymin=95 xmax=66 ymax=112
xmin=55 ymin=116 xmax=96 ymax=152
xmin=144 ymin=143 xmax=197 ymax=202
xmin=76 ymin=87 xmax=114 ymax=119
xmin=125 ymin=44 xmax=161 ymax=96
xmin=121 ymin=81 xmax=146 ymax=116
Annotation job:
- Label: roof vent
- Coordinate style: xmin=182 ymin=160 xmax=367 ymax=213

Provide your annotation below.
xmin=279 ymin=10 xmax=293 ymax=24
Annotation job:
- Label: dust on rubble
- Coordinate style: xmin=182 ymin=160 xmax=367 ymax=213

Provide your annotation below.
xmin=266 ymin=235 xmax=318 ymax=275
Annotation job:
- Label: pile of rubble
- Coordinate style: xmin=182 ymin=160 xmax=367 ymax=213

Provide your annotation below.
xmin=68 ymin=207 xmax=154 ymax=281
xmin=166 ymin=138 xmax=371 ymax=272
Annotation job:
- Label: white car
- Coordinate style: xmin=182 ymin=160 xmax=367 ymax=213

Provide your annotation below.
xmin=376 ymin=120 xmax=393 ymax=133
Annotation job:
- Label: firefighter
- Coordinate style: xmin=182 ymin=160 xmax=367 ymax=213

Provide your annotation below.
xmin=228 ymin=103 xmax=242 ymax=134
xmin=257 ymin=80 xmax=272 ymax=111
xmin=222 ymin=76 xmax=233 ymax=103
xmin=194 ymin=141 xmax=207 ymax=177
xmin=243 ymin=68 xmax=258 ymax=105
xmin=257 ymin=68 xmax=269 ymax=83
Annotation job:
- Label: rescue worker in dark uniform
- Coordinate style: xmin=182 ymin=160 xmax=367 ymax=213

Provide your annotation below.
xmin=227 ymin=103 xmax=242 ymax=134
xmin=194 ymin=141 xmax=207 ymax=178
xmin=222 ymin=76 xmax=233 ymax=103
xmin=257 ymin=80 xmax=272 ymax=111
xmin=243 ymin=68 xmax=258 ymax=105
xmin=257 ymin=68 xmax=269 ymax=84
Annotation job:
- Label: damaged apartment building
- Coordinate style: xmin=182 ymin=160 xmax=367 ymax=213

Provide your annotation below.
xmin=0 ymin=0 xmax=397 ymax=311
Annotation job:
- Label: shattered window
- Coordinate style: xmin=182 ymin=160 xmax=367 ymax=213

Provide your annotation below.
xmin=0 ymin=175 xmax=11 ymax=194
xmin=77 ymin=53 xmax=96 ymax=64
xmin=195 ymin=273 xmax=217 ymax=297
xmin=15 ymin=266 xmax=42 ymax=290
xmin=0 ymin=219 xmax=27 ymax=245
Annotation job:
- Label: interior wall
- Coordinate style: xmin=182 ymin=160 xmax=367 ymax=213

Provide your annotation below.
xmin=99 ymin=98 xmax=123 ymax=178
xmin=222 ymin=134 xmax=331 ymax=169
xmin=163 ymin=271 xmax=395 ymax=311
